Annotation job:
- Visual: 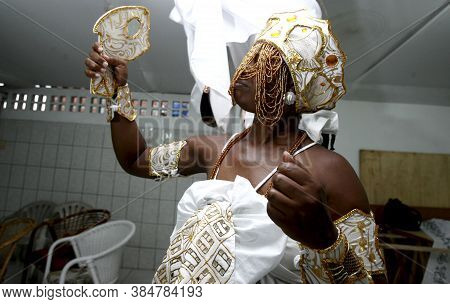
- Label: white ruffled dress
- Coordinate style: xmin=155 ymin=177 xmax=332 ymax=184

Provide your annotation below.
xmin=153 ymin=175 xmax=305 ymax=284
xmin=152 ymin=138 xmax=316 ymax=284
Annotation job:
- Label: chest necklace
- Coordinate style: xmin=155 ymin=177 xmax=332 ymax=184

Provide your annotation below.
xmin=209 ymin=128 xmax=308 ymax=196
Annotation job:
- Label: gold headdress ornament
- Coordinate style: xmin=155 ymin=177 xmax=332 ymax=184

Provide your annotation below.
xmin=230 ymin=10 xmax=346 ymax=126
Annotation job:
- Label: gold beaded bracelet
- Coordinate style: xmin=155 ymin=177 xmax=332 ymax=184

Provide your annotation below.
xmin=298 ymin=227 xmax=369 ymax=284
xmin=318 ymin=230 xmax=368 ymax=283
xmin=106 ymin=83 xmax=137 ymax=122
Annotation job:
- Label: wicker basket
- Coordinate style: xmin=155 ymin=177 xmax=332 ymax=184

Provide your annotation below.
xmin=0 ymin=218 xmax=36 ymax=282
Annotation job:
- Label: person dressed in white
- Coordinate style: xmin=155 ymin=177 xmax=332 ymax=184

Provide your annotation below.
xmin=84 ymin=7 xmax=387 ymax=283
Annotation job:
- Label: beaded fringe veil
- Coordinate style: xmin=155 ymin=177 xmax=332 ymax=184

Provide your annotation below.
xmin=230 ymin=42 xmax=290 ymax=127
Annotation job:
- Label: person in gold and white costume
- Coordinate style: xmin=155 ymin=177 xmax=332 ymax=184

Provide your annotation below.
xmin=84 ymin=3 xmax=387 ymax=284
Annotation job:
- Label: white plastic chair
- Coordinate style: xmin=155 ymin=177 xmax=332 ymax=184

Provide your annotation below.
xmin=43 ymin=220 xmax=135 ymax=284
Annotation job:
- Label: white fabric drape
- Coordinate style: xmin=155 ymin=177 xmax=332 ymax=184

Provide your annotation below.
xmin=170 ymin=0 xmax=322 ymax=130
xmin=298 ymin=110 xmax=339 ymax=143
xmin=171 ymin=176 xmax=287 ymax=283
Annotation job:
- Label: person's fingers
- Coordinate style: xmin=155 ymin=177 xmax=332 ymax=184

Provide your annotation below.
xmin=283 ymin=151 xmax=312 ymax=174
xmin=271 ymin=172 xmax=305 ymax=201
xmin=104 ymin=56 xmax=126 ymax=67
xmin=266 ymin=204 xmax=284 ymax=226
xmin=85 ymin=58 xmax=105 ymax=73
xmin=277 ymin=159 xmax=311 ymax=185
xmin=85 ymin=58 xmax=105 ymax=74
xmin=92 ymin=42 xmax=103 ymax=54
xmin=89 ymin=51 xmax=108 ymax=70
xmin=267 ymin=194 xmax=287 ymax=224
xmin=84 ymin=68 xmax=100 ymax=79
xmin=266 ymin=186 xmax=296 ymax=210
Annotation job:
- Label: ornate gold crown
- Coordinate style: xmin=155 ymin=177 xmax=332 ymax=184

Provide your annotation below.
xmin=255 ymin=10 xmax=346 ymax=113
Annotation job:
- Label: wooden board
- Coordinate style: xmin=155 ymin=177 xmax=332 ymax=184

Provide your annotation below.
xmin=360 ymin=150 xmax=450 ymax=208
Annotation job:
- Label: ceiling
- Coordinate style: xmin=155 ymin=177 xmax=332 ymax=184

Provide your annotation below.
xmin=0 ymin=0 xmax=449 ymax=105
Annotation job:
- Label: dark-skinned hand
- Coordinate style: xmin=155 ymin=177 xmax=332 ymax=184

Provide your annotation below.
xmin=267 ymin=151 xmax=339 ymax=249
xmin=84 ymin=42 xmax=128 ymax=87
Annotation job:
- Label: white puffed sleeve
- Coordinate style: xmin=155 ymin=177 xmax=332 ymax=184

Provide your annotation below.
xmin=153 ymin=176 xmax=287 ymax=284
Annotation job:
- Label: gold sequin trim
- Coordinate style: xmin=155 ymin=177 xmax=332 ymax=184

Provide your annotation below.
xmin=91 ymin=6 xmax=150 ymax=98
xmin=320 ymin=237 xmax=369 ymax=284
xmin=333 ymin=208 xmax=373 ymax=225
xmin=296 ymin=208 xmax=387 ymax=283
xmin=254 ymin=10 xmax=346 ymax=113
xmin=153 ymin=201 xmax=236 ymax=284
xmin=105 ymin=84 xmax=137 ymax=122
xmin=148 ymin=140 xmax=187 ymax=179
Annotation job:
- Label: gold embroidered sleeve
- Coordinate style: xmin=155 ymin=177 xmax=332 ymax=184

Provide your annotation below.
xmin=147 ymin=140 xmax=187 ymax=179
xmin=297 ymin=227 xmax=370 ymax=284
xmin=106 ymin=84 xmax=137 ymax=122
xmin=335 ymin=209 xmax=387 ymax=280
xmin=296 ymin=209 xmax=387 ymax=283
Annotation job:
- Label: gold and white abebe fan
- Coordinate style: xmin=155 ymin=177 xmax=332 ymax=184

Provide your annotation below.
xmin=90 ymin=6 xmax=150 ymax=98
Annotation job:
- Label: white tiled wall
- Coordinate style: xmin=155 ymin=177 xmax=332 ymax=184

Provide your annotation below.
xmin=0 ymin=118 xmax=207 ymax=282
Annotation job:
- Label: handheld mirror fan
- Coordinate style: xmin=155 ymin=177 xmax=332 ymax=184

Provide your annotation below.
xmin=90 ymin=6 xmax=150 ymax=97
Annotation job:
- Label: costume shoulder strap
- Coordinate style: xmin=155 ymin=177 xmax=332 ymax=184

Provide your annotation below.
xmin=213 ymin=133 xmax=240 ymax=179
xmin=254 ymin=142 xmax=317 ymax=191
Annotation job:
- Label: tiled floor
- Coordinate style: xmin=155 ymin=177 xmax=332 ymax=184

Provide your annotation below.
xmin=4 ymin=261 xmax=155 ymax=284
xmin=118 ymin=269 xmax=155 ymax=284
xmin=2 ymin=261 xmax=23 ymax=284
